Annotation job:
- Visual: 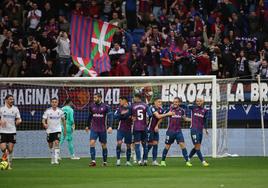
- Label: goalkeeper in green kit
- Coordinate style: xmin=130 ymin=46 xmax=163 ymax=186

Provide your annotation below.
xmin=60 ymin=98 xmax=80 ymax=160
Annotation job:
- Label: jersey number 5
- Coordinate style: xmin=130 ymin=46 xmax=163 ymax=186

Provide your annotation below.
xmin=137 ymin=109 xmax=143 ymax=120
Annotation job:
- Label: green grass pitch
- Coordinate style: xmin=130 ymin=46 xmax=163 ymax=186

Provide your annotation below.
xmin=1 ymin=157 xmax=268 ymax=188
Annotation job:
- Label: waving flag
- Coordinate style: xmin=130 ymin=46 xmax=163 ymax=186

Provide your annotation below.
xmin=71 ymin=14 xmax=117 ymax=76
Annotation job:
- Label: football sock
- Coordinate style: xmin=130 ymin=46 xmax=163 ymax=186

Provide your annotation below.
xmin=135 ymin=144 xmax=141 ymax=161
xmin=8 ymin=152 xmax=13 ymax=166
xmin=147 ymin=144 xmax=153 ymax=153
xmin=189 ymin=148 xmax=196 ymax=159
xmin=68 ymin=140 xmax=74 ymax=156
xmin=50 ymin=148 xmax=54 ymax=160
xmin=102 ymin=148 xmax=108 ymax=162
xmin=90 ymin=146 xmax=96 ymax=161
xmin=126 ymin=147 xmax=131 ymax=162
xmin=182 ymin=148 xmax=189 ymax=161
xmin=152 ymin=145 xmax=158 ymax=161
xmin=116 ymin=145 xmax=121 ymax=160
xmin=54 ymin=147 xmax=60 ymax=161
xmin=196 ymin=149 xmax=204 ymax=162
xmin=142 ymin=143 xmax=148 ymax=161
xmin=162 ymin=148 xmax=169 ymax=161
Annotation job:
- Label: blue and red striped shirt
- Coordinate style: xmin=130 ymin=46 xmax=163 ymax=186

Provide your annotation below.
xmin=131 ymin=102 xmax=149 ymax=131
xmin=114 ymin=105 xmax=132 ymax=132
xmin=148 ymin=106 xmax=163 ymax=131
xmin=167 ymin=105 xmax=185 ymax=133
xmin=190 ymin=106 xmax=208 ymax=132
xmin=88 ymin=102 xmax=112 ymax=132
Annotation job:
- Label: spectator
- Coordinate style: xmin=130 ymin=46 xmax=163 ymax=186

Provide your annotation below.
xmin=109 ymin=12 xmax=122 ymax=28
xmin=235 ymin=50 xmax=250 ymax=78
xmin=0 ymin=0 xmax=267 ymax=78
xmin=41 ymin=2 xmax=57 ymax=23
xmin=27 ymin=3 xmax=42 ymax=34
xmin=196 ymin=50 xmax=211 ymax=75
xmin=259 ymin=59 xmax=268 ymax=79
xmin=18 ymin=60 xmax=30 ymax=77
xmin=58 ymin=15 xmax=70 ymax=33
xmin=109 ymin=42 xmax=125 ymax=55
xmin=0 ymin=56 xmax=17 ymax=77
xmin=56 ymin=31 xmax=71 ymax=76
xmin=26 ymin=41 xmax=43 ymax=77
xmin=44 ymin=18 xmax=59 ymax=38
xmin=160 ymin=47 xmax=173 ymax=76
xmin=42 ymin=59 xmax=56 ymax=77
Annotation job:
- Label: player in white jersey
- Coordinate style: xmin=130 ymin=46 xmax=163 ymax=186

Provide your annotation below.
xmin=0 ymin=94 xmax=22 ymax=169
xmin=42 ymin=97 xmax=66 ymax=165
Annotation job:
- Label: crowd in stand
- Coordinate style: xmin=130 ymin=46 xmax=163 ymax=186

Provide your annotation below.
xmin=0 ymin=0 xmax=268 ymax=78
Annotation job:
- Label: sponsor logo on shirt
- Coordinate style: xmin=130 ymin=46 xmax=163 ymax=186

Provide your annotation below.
xmin=93 ymin=113 xmax=104 ymax=117
xmin=194 ymin=113 xmax=204 ymax=118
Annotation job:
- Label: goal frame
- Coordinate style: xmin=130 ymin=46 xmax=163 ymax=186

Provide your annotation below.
xmin=0 ymin=76 xmax=217 ymax=158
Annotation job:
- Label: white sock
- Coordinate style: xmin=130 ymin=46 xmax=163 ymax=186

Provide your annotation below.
xmin=8 ymin=152 xmax=13 ymax=166
xmin=50 ymin=148 xmax=54 ymax=162
xmin=55 ymin=148 xmax=60 ymax=161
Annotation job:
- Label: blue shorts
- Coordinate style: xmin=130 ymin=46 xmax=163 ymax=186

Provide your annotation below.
xmin=190 ymin=129 xmax=203 ymax=145
xmin=133 ymin=130 xmax=147 ymax=143
xmin=148 ymin=131 xmax=159 ymax=142
xmin=165 ymin=131 xmax=185 ymax=145
xmin=117 ymin=130 xmax=132 ymax=144
xmin=90 ymin=129 xmax=107 ymax=144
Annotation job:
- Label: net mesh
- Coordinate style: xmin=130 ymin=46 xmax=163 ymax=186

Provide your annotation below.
xmin=0 ymin=77 xmax=235 ymax=158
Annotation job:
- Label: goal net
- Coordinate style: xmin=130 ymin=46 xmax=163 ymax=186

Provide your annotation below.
xmin=0 ymin=76 xmax=236 ymax=158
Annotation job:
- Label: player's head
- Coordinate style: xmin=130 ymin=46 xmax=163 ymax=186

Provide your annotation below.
xmin=153 ymin=97 xmax=162 ymax=108
xmin=196 ymin=98 xmax=204 ymax=107
xmin=5 ymin=94 xmax=14 ymax=107
xmin=119 ymin=96 xmax=128 ymax=106
xmin=63 ymin=98 xmax=72 ymax=106
xmin=93 ymin=93 xmax=102 ymax=104
xmin=173 ymin=97 xmax=182 ymax=107
xmin=50 ymin=97 xmax=59 ymax=108
xmin=133 ymin=93 xmax=142 ymax=103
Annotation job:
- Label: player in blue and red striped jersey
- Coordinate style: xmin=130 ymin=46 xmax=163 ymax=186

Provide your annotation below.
xmin=86 ymin=93 xmax=113 ymax=167
xmin=131 ymin=93 xmax=150 ymax=166
xmin=114 ymin=96 xmax=132 ymax=166
xmin=188 ymin=98 xmax=209 ymax=167
xmin=160 ymin=97 xmax=192 ymax=167
xmin=147 ymin=97 xmax=173 ymax=166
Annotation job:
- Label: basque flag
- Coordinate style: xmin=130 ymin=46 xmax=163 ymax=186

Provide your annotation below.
xmin=70 ymin=14 xmax=117 ymax=76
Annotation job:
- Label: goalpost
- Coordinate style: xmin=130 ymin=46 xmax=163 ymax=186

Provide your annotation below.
xmin=0 ymin=76 xmax=224 ymax=158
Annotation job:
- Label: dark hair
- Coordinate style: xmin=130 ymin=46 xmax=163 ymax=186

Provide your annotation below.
xmin=119 ymin=96 xmax=128 ymax=101
xmin=153 ymin=97 xmax=161 ymax=102
xmin=51 ymin=97 xmax=58 ymax=101
xmin=134 ymin=93 xmax=142 ymax=99
xmin=5 ymin=94 xmax=13 ymax=100
xmin=94 ymin=93 xmax=102 ymax=98
xmin=63 ymin=98 xmax=72 ymax=105
xmin=174 ymin=97 xmax=182 ymax=102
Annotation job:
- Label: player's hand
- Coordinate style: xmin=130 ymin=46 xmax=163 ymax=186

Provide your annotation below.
xmin=204 ymin=129 xmax=209 ymax=136
xmin=72 ymin=124 xmax=75 ymax=131
xmin=154 ymin=126 xmax=159 ymax=132
xmin=85 ymin=127 xmax=90 ymax=133
xmin=43 ymin=124 xmax=48 ymax=129
xmin=132 ymin=116 xmax=137 ymax=121
xmin=107 ymin=127 xmax=113 ymax=134
xmin=167 ymin=111 xmax=175 ymax=116
xmin=0 ymin=120 xmax=7 ymax=128
xmin=121 ymin=110 xmax=129 ymax=114
xmin=15 ymin=119 xmax=22 ymax=126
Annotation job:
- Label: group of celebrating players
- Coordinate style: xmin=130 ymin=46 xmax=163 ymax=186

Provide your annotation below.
xmin=0 ymin=92 xmax=209 ymax=169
